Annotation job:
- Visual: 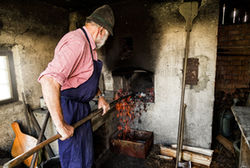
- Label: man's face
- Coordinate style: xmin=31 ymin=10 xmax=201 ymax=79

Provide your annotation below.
xmin=95 ymin=29 xmax=109 ymax=49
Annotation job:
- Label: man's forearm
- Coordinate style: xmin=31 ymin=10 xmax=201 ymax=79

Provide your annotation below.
xmin=40 ymin=76 xmax=64 ymax=127
xmin=40 ymin=76 xmax=74 ymax=140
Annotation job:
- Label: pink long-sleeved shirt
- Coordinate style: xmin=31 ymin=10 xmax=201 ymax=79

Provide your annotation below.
xmin=38 ymin=27 xmax=98 ymax=90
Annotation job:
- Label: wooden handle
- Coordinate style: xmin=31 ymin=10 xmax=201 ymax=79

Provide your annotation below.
xmin=22 ymin=92 xmax=32 ymax=135
xmin=30 ymin=111 xmax=50 ymax=168
xmin=28 ymin=107 xmax=55 ymax=158
xmin=4 ymin=134 xmax=61 ymax=168
xmin=11 ymin=122 xmax=22 ymax=135
xmin=4 ymin=95 xmax=131 ymax=168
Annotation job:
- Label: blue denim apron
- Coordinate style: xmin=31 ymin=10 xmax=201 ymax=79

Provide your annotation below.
xmin=58 ymin=28 xmax=102 ymax=168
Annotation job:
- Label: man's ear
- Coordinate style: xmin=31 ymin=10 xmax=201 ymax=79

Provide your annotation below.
xmin=99 ymin=27 xmax=106 ymax=37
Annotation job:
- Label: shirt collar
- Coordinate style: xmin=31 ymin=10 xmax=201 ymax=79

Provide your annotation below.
xmin=83 ymin=26 xmax=96 ymax=50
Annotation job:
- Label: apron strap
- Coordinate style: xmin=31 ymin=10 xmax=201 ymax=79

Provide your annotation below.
xmin=81 ymin=27 xmax=94 ymax=61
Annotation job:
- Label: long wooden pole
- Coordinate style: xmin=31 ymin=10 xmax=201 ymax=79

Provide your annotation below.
xmin=4 ymin=95 xmax=131 ymax=168
xmin=21 ymin=93 xmax=32 ymax=135
xmin=30 ymin=111 xmax=50 ymax=168
xmin=175 ymin=28 xmax=191 ymax=167
xmin=176 ymin=2 xmax=199 ymax=168
xmin=28 ymin=107 xmax=55 ymax=158
xmin=176 ymin=104 xmax=187 ymax=164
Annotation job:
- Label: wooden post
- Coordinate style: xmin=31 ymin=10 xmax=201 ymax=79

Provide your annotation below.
xmin=216 ymin=135 xmax=235 ymax=154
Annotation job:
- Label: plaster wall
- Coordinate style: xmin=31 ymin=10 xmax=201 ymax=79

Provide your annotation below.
xmin=134 ymin=1 xmax=219 ymax=148
xmin=0 ymin=0 xmax=68 ymax=151
xmin=0 ymin=0 xmax=219 ymax=152
xmin=107 ymin=0 xmax=219 ymax=148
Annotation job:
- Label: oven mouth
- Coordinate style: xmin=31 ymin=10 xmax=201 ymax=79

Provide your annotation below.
xmin=112 ymin=67 xmax=154 ymax=94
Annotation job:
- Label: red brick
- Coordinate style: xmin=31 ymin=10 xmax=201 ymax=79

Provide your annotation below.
xmin=240 ymin=66 xmax=250 ymax=71
xmin=244 ymin=26 xmax=250 ymax=34
xmin=228 ymin=30 xmax=240 ymax=35
xmin=228 ymin=35 xmax=243 ymax=41
xmin=226 ymin=66 xmax=233 ymax=71
xmin=232 ymin=60 xmax=242 ymax=66
xmin=245 ymin=35 xmax=250 ymax=40
xmin=220 ymin=70 xmax=226 ymax=75
xmin=238 ymin=76 xmax=244 ymax=80
xmin=227 ymin=84 xmax=234 ymax=89
xmin=234 ymin=40 xmax=250 ymax=46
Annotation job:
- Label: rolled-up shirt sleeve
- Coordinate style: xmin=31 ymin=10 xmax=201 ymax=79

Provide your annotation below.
xmin=38 ymin=35 xmax=85 ymax=86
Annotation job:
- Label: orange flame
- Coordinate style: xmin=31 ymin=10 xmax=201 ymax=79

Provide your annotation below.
xmin=115 ymin=88 xmax=154 ymax=140
xmin=115 ymin=95 xmax=134 ymax=140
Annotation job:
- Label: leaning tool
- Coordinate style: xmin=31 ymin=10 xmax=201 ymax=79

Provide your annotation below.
xmin=176 ymin=104 xmax=188 ymax=168
xmin=176 ymin=1 xmax=199 ymax=168
xmin=21 ymin=92 xmax=32 ymax=135
xmin=30 ymin=111 xmax=50 ymax=168
xmin=27 ymin=105 xmax=55 ymax=158
xmin=4 ymin=94 xmax=132 ymax=168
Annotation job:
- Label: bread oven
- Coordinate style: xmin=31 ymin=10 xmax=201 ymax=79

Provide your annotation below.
xmin=107 ymin=67 xmax=154 ymax=158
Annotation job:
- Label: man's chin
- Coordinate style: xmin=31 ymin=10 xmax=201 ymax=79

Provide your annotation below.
xmin=95 ymin=45 xmax=101 ymax=49
xmin=95 ymin=43 xmax=105 ymax=49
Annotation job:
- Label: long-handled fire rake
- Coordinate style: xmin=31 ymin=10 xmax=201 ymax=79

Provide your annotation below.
xmin=3 ymin=94 xmax=132 ymax=168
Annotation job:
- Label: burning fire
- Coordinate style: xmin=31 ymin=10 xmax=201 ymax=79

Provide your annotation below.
xmin=115 ymin=88 xmax=154 ymax=140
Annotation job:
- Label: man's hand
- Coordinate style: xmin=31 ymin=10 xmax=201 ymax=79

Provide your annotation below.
xmin=98 ymin=96 xmax=110 ymax=115
xmin=56 ymin=121 xmax=74 ymax=141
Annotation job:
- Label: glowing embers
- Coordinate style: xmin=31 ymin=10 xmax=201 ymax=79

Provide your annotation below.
xmin=115 ymin=89 xmax=154 ymax=140
xmin=111 ymin=129 xmax=153 ymax=159
xmin=111 ymin=89 xmax=154 ymax=158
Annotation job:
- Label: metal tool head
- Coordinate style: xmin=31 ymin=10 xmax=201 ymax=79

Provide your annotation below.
xmin=179 ymin=1 xmax=199 ymax=31
xmin=178 ymin=161 xmax=192 ymax=168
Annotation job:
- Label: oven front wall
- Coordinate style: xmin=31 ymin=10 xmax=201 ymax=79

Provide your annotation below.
xmin=101 ymin=0 xmax=219 ymax=148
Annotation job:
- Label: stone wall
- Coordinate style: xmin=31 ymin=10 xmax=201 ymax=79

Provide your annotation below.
xmin=0 ymin=0 xmax=68 ymax=151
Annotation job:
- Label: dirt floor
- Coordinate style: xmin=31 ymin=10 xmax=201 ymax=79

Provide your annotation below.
xmin=0 ymin=142 xmax=237 ymax=168
xmin=98 ymin=143 xmax=237 ymax=168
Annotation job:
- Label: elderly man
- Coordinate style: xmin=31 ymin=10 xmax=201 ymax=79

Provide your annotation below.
xmin=38 ymin=5 xmax=114 ymax=168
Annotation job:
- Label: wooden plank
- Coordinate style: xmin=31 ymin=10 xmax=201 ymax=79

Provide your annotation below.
xmin=239 ymin=135 xmax=250 ymax=168
xmin=231 ymin=106 xmax=250 ymax=149
xmin=171 ymin=144 xmax=213 ymax=156
xmin=160 ymin=146 xmax=212 ymax=166
xmin=216 ymin=135 xmax=235 ymax=154
xmin=157 ymin=155 xmax=173 ymax=160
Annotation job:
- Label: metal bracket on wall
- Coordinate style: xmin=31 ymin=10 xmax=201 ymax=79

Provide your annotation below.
xmin=185 ymin=58 xmax=199 ymax=85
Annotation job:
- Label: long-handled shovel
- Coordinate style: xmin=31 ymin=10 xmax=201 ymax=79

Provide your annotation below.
xmin=4 ymin=95 xmax=131 ymax=168
xmin=175 ymin=2 xmax=199 ymax=168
